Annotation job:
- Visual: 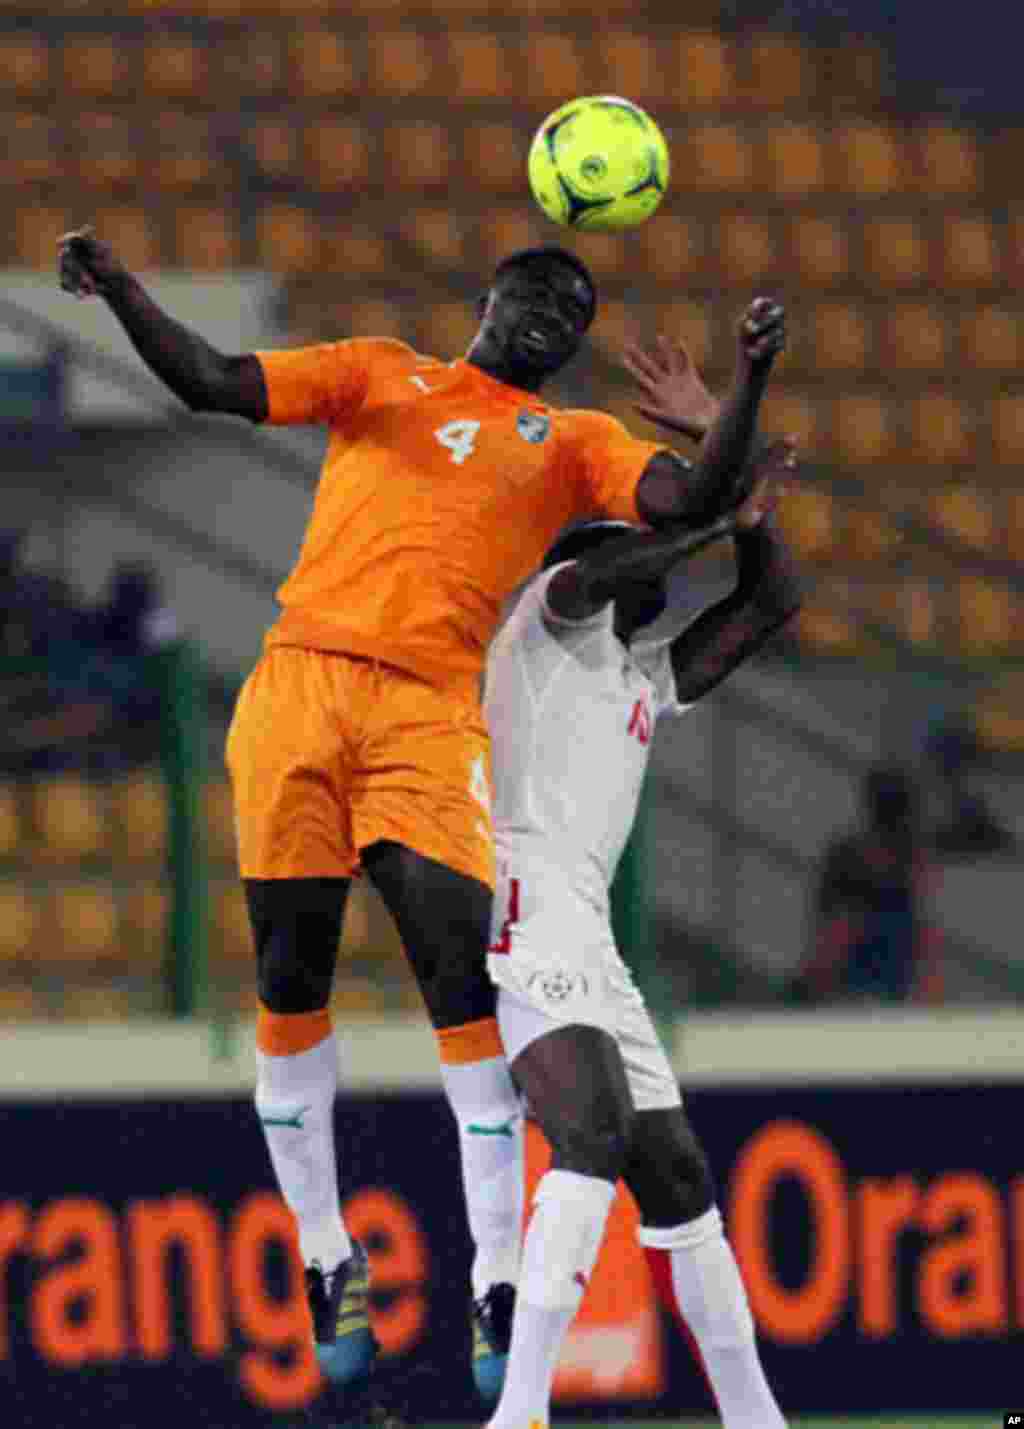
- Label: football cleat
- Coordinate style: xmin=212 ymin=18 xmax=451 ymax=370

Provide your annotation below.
xmin=306 ymin=1241 xmax=379 ymax=1387
xmin=471 ymin=1281 xmax=516 ymax=1404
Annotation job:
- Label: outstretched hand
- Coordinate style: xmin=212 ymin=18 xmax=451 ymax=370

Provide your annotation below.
xmin=622 ymin=334 xmax=719 ymax=442
xmin=58 ymin=226 xmax=125 ymax=299
xmin=734 ymin=438 xmax=799 ymax=529
xmin=737 ymin=296 xmax=786 ymax=374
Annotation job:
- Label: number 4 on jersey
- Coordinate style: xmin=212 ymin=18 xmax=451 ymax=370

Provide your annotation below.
xmin=435 ymin=420 xmax=480 ymax=465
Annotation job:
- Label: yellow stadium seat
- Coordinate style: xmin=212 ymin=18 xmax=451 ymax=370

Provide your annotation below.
xmin=0 ymin=884 xmax=41 ymax=962
xmin=766 ymin=391 xmax=819 ymax=449
xmin=522 ymin=32 xmax=586 ymax=103
xmin=29 ymin=778 xmax=107 ymax=864
xmin=820 ymin=39 xmax=884 ymax=108
xmin=881 ymin=303 xmax=948 ymax=371
xmin=845 ymin=506 xmax=903 ymax=562
xmin=793 ymin=602 xmax=862 ymax=657
xmin=809 ymin=302 xmax=869 ymax=373
xmin=776 ymin=483 xmax=837 ymax=561
xmin=757 ymin=124 xmax=825 ymax=199
xmin=475 ymin=209 xmax=545 ymax=269
xmin=973 ymin=675 xmax=1024 ymax=752
xmin=673 ymin=30 xmax=733 ymax=109
xmin=0 ymin=787 xmax=21 ymax=861
xmin=831 ymin=394 xmax=891 ymax=465
xmin=462 ymin=123 xmax=522 ymax=194
xmin=914 ymin=123 xmax=979 ymax=198
xmin=346 ymin=298 xmax=406 ymax=341
xmin=1004 ymin=489 xmax=1024 ymax=562
xmin=287 ymin=28 xmax=355 ymax=99
xmin=866 ymin=580 xmax=935 ymax=647
xmin=366 ymin=28 xmax=437 ymax=96
xmin=960 ymin=307 xmax=1020 ymax=370
xmin=382 ymin=122 xmax=452 ymax=191
xmin=75 ymin=111 xmax=140 ymax=192
xmin=833 ymin=122 xmax=904 ymax=197
xmin=246 ymin=119 xmax=299 ymax=183
xmin=446 ymin=31 xmax=510 ymax=100
xmin=173 ymin=205 xmax=240 ymax=270
xmin=928 ymin=485 xmax=993 ymax=551
xmin=49 ymin=883 xmax=119 ymax=963
xmin=906 ymin=394 xmax=970 ymax=465
xmin=60 ymin=982 xmax=135 ymax=1021
xmin=569 ymin=231 xmax=628 ymax=282
xmin=956 ymin=577 xmax=1015 ymax=656
xmin=741 ymin=32 xmax=815 ymax=108
xmin=202 ymin=780 xmax=235 ymax=863
xmin=14 ymin=205 xmax=70 ymax=266
xmin=991 ymin=395 xmax=1024 ymax=467
xmin=151 ymin=115 xmax=222 ymax=193
xmin=0 ymin=34 xmax=49 ymax=99
xmin=0 ymin=982 xmax=44 ymax=1021
xmin=109 ymin=770 xmax=168 ymax=863
xmin=658 ymin=300 xmax=712 ymax=368
xmin=255 ymin=204 xmax=319 ymax=273
xmin=939 ymin=216 xmax=1000 ymax=289
xmin=141 ymin=34 xmax=206 ymax=103
xmin=332 ymin=977 xmax=391 ymax=1016
xmin=786 ymin=215 xmax=848 ymax=288
xmin=861 ymin=217 xmax=927 ymax=288
xmin=322 ymin=228 xmax=392 ymax=278
xmin=61 ymin=35 xmax=124 ymax=101
xmin=0 ymin=112 xmax=62 ymax=188
xmin=713 ymin=214 xmax=777 ymax=286
xmin=302 ymin=119 xmax=370 ymax=192
xmin=89 ymin=206 xmax=160 ymax=270
xmin=217 ymin=29 xmax=284 ymax=101
xmin=591 ymin=300 xmax=633 ymax=361
xmin=397 ymin=209 xmax=463 ymax=270
xmin=120 ymin=882 xmax=170 ymax=969
xmin=635 ymin=215 xmax=704 ymax=284
xmin=684 ymin=124 xmax=752 ymax=192
xmin=595 ymin=30 xmax=663 ymax=104
xmin=211 ymin=882 xmax=252 ymax=969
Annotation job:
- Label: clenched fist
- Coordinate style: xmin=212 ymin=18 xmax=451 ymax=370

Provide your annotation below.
xmin=57 ymin=226 xmax=126 ymax=299
xmin=737 ymin=296 xmax=786 ymax=373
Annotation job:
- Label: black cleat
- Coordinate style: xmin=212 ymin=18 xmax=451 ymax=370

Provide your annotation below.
xmin=305 ymin=1242 xmax=379 ymax=1387
xmin=471 ymin=1281 xmax=516 ymax=1405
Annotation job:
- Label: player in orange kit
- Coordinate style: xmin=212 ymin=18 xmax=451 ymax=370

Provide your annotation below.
xmin=58 ymin=225 xmax=784 ymax=1406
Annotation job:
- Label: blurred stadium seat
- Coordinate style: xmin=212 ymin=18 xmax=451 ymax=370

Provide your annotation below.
xmin=880 ymin=303 xmax=948 ymax=371
xmin=0 ymin=788 xmax=22 ymax=862
xmin=990 ymin=394 xmax=1024 ymax=466
xmin=202 ymin=779 xmax=236 ymax=863
xmin=14 ymin=205 xmax=70 ymax=267
xmin=914 ymin=123 xmax=980 ymax=198
xmin=832 ymin=122 xmax=904 ymax=197
xmin=845 ymin=505 xmax=904 ymax=562
xmin=89 ymin=206 xmax=160 ymax=270
xmin=567 ymin=231 xmax=628 ymax=282
xmin=973 ymin=675 xmax=1024 ymax=752
xmin=819 ymin=38 xmax=884 ymax=108
xmin=173 ymin=204 xmax=240 ymax=270
xmin=475 ymin=209 xmax=545 ymax=268
xmin=0 ymin=113 xmax=62 ymax=190
xmin=446 ymin=31 xmax=511 ymax=100
xmin=906 ymin=393 xmax=971 ymax=465
xmin=74 ymin=111 xmax=140 ymax=192
xmin=786 ymin=215 xmax=849 ymax=288
xmin=50 ymin=883 xmax=119 ymax=963
xmin=367 ymin=29 xmax=438 ymax=97
xmin=595 ymin=30 xmax=663 ymax=104
xmin=635 ymin=215 xmax=704 ymax=284
xmin=245 ymin=118 xmax=300 ymax=183
xmin=521 ymin=32 xmax=587 ymax=103
xmin=152 ymin=115 xmax=225 ymax=193
xmin=217 ymin=29 xmax=284 ymax=101
xmin=684 ymin=123 xmax=753 ymax=192
xmin=712 ymin=214 xmax=777 ymax=286
xmin=928 ymin=484 xmax=993 ymax=552
xmin=255 ymin=203 xmax=319 ymax=272
xmin=60 ymin=982 xmax=137 ymax=1021
xmin=808 ymin=302 xmax=869 ymax=373
xmin=938 ymin=216 xmax=1000 ymax=289
xmin=287 ymin=28 xmax=355 ymax=99
xmin=793 ymin=601 xmax=862 ymax=657
xmin=211 ymin=882 xmax=252 ymax=968
xmin=657 ymin=300 xmax=711 ymax=367
xmin=757 ymin=124 xmax=825 ymax=198
xmin=110 ymin=770 xmax=168 ymax=864
xmin=29 ymin=777 xmax=107 ymax=864
xmin=1003 ymin=489 xmax=1024 ymax=562
xmin=766 ymin=391 xmax=819 ymax=449
xmin=302 ymin=119 xmax=370 ymax=192
xmin=322 ymin=226 xmax=392 ymax=278
xmin=462 ymin=123 xmax=526 ymax=195
xmin=0 ymin=883 xmax=40 ymax=963
xmin=0 ymin=982 xmax=44 ymax=1021
xmin=960 ymin=307 xmax=1020 ymax=370
xmin=141 ymin=33 xmax=207 ymax=104
xmin=830 ymin=393 xmax=891 ymax=465
xmin=740 ymin=32 xmax=814 ymax=108
xmin=382 ymin=121 xmax=452 ymax=191
xmin=120 ymin=882 xmax=170 ymax=967
xmin=673 ymin=30 xmax=733 ymax=109
xmin=956 ymin=576 xmax=1015 ymax=655
xmin=776 ymin=483 xmax=837 ymax=561
xmin=861 ymin=217 xmax=928 ymax=288
xmin=60 ymin=34 xmax=125 ymax=102
xmin=0 ymin=33 xmax=49 ymax=100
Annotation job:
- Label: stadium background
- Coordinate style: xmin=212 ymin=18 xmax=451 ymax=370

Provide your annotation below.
xmin=0 ymin=0 xmax=1022 ymax=1423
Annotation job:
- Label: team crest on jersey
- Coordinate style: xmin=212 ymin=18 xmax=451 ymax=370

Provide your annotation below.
xmin=516 ymin=410 xmax=550 ymax=444
xmin=527 ymin=968 xmax=588 ymax=1003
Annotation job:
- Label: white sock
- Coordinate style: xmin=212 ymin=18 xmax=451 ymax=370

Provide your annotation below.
xmin=440 ymin=1055 xmax=524 ymax=1298
xmin=488 ymin=1168 xmax=615 ymax=1429
xmin=641 ymin=1207 xmax=786 ymax=1429
xmin=255 ymin=1031 xmax=352 ymax=1271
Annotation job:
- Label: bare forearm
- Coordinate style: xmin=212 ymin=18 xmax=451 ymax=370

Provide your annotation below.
xmin=585 ymin=515 xmax=735 ymax=604
xmin=100 ymin=273 xmax=231 ymax=411
xmin=677 ymin=366 xmax=770 ymax=525
xmin=734 ymin=517 xmax=802 ymax=615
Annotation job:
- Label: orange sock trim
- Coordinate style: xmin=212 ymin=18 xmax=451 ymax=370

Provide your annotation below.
xmin=435 ymin=1015 xmax=504 ymax=1066
xmin=256 ymin=1005 xmax=332 ymax=1057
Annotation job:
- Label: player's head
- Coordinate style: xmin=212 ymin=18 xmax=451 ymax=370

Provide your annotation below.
xmin=543 ymin=520 xmax=668 ymax=631
xmin=468 ymin=247 xmax=597 ymax=388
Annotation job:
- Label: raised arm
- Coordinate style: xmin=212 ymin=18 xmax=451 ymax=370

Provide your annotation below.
xmin=57 ymin=227 xmax=268 ymax=420
xmin=633 ymin=296 xmax=784 ymax=529
xmin=666 ymin=445 xmax=802 ymax=704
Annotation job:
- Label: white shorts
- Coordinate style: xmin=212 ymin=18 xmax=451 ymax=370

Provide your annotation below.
xmin=487 ymin=860 xmax=681 ymax=1114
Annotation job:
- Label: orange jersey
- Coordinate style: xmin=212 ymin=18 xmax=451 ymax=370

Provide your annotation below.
xmin=256 ymin=338 xmax=666 ymax=695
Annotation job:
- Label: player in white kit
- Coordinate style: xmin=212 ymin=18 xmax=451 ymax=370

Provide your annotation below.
xmin=480 ymin=324 xmax=800 ymax=1429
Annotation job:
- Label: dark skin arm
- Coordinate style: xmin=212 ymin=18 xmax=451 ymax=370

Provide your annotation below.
xmin=57 ymin=227 xmax=268 ymax=420
xmin=633 ymin=296 xmax=785 ymax=529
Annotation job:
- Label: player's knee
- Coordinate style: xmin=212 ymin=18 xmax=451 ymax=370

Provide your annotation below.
xmin=552 ymin=1105 xmax=634 ymax=1183
xmin=258 ymin=933 xmax=332 ymax=1014
xmin=627 ymin=1112 xmax=716 ymax=1225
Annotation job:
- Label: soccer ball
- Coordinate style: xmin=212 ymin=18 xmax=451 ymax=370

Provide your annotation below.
xmin=527 ymin=95 xmax=669 ymax=231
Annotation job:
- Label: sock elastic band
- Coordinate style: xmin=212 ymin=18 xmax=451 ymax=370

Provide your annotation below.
xmin=256 ymin=1004 xmax=332 ymax=1056
xmin=436 ymin=1015 xmax=504 ymax=1065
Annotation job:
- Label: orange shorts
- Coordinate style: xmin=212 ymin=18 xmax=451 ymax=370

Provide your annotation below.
xmin=225 ymin=646 xmax=495 ymax=888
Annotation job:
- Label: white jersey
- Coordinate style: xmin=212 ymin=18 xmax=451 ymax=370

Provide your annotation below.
xmin=483 ymin=563 xmax=692 ymax=913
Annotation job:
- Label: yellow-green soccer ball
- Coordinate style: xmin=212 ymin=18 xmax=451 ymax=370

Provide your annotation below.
xmin=527 ymin=95 xmax=669 ymax=231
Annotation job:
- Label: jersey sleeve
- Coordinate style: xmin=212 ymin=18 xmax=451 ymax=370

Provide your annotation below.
xmin=563 ymin=410 xmax=668 ymax=524
xmin=254 ymin=338 xmax=372 ymax=427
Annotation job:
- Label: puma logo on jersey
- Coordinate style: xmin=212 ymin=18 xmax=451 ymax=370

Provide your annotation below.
xmin=628 ymin=698 xmax=652 ymax=745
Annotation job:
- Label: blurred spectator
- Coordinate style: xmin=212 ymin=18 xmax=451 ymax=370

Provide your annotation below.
xmin=0 ymin=557 xmax=176 ymax=777
xmin=924 ymin=721 xmax=1016 ymax=858
xmin=0 ymin=528 xmax=78 ymax=659
xmin=792 ymin=765 xmax=944 ymax=1006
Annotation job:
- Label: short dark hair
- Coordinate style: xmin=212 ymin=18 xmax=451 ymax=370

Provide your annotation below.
xmin=542 ymin=520 xmax=634 ymax=571
xmin=493 ymin=246 xmax=597 ymax=322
